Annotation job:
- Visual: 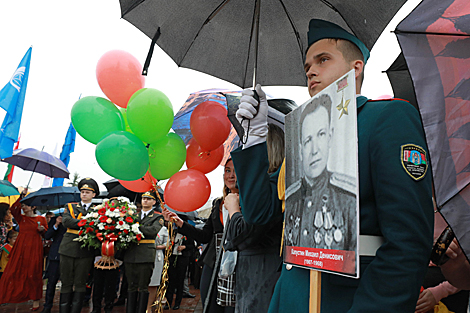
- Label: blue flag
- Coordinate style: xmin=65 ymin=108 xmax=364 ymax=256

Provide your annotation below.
xmin=52 ymin=122 xmax=76 ymax=187
xmin=0 ymin=47 xmax=32 ymax=159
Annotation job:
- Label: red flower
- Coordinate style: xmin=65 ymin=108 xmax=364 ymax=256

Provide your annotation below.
xmin=99 ymin=216 xmax=107 ymax=223
xmin=77 ymin=219 xmax=87 ymax=227
xmin=105 ymin=202 xmax=109 ymax=209
xmin=124 ymin=230 xmax=129 ymax=234
xmin=110 ymin=207 xmax=115 ymax=212
xmin=86 ymin=227 xmax=93 ymax=233
xmin=118 ymin=232 xmax=122 ymax=235
xmin=109 ymin=226 xmax=115 ymax=231
xmin=118 ymin=221 xmax=124 ymax=225
xmin=95 ymin=229 xmax=99 ymax=233
xmin=112 ymin=220 xmax=116 ymax=224
xmin=136 ymin=234 xmax=142 ymax=241
xmin=98 ymin=208 xmax=106 ymax=215
xmin=105 ymin=225 xmax=109 ymax=230
xmin=126 ymin=217 xmax=133 ymax=223
xmin=89 ymin=221 xmax=95 ymax=226
xmin=79 ymin=230 xmax=83 ymax=235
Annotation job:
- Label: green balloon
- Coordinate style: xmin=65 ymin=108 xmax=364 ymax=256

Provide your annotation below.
xmin=71 ymin=96 xmax=125 ymax=144
xmin=119 ymin=108 xmax=133 ymax=133
xmin=149 ymin=133 xmax=186 ymax=180
xmin=95 ymin=131 xmax=149 ymax=181
xmin=127 ymin=88 xmax=174 ymax=144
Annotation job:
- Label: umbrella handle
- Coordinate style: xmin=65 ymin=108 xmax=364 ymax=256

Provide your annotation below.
xmin=240 ymin=90 xmax=260 ymax=144
xmin=430 ymin=226 xmax=455 ymax=265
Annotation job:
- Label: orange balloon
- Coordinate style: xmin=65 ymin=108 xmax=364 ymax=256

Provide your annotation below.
xmin=190 ymin=101 xmax=231 ymax=151
xmin=96 ymin=50 xmax=145 ymax=108
xmin=164 ymin=169 xmax=211 ymax=212
xmin=186 ymin=138 xmax=224 ymax=174
xmin=119 ymin=171 xmax=157 ymax=193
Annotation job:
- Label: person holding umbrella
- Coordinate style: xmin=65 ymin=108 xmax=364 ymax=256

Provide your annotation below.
xmin=58 ymin=178 xmax=99 ymax=313
xmin=232 ymin=19 xmax=434 ymax=312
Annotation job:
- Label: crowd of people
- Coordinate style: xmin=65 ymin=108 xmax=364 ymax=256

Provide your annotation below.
xmin=1 ymin=18 xmax=470 ymax=313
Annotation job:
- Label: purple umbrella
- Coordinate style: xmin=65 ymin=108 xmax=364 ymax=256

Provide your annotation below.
xmin=2 ymin=148 xmax=70 ymax=186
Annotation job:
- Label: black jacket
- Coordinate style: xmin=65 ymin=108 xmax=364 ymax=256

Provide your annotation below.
xmin=45 ymin=217 xmax=66 ymax=261
xmin=179 ymin=197 xmax=223 ymax=268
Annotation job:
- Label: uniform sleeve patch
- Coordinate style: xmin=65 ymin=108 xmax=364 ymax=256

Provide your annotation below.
xmin=401 ymin=144 xmax=428 ymax=181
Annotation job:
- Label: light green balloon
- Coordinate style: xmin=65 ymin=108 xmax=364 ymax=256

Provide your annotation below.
xmin=95 ymin=131 xmax=149 ymax=181
xmin=149 ymin=133 xmax=186 ymax=180
xmin=127 ymin=88 xmax=174 ymax=144
xmin=71 ymin=96 xmax=125 ymax=144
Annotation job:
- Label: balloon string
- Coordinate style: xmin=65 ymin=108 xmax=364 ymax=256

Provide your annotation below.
xmin=153 ymin=220 xmax=175 ymax=312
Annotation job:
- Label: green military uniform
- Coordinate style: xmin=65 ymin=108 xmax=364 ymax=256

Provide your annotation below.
xmin=124 ymin=191 xmax=163 ymax=313
xmin=59 ymin=178 xmax=99 ymax=313
xmin=286 ymin=172 xmax=357 ymax=251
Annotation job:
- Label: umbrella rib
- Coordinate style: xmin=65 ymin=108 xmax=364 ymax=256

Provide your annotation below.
xmin=394 ymin=30 xmax=470 ymax=37
xmin=277 ymin=0 xmax=305 ymax=59
xmin=178 ymin=0 xmax=234 ymax=66
xmin=437 ymin=181 xmax=470 ymax=212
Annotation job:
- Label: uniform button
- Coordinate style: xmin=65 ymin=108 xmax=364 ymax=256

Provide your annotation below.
xmin=286 ymin=264 xmax=292 ymax=270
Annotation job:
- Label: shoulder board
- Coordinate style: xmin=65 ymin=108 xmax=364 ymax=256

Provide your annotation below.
xmin=367 ymin=97 xmax=410 ymax=103
xmin=285 ymin=179 xmax=301 ymax=199
xmin=330 ymin=173 xmax=356 ymax=195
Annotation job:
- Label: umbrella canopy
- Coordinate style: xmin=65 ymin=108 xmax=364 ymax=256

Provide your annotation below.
xmin=21 ymin=186 xmax=80 ymax=207
xmin=2 ymin=148 xmax=70 ymax=179
xmin=0 ymin=180 xmax=19 ymax=197
xmin=173 ymin=89 xmax=297 ymax=164
xmin=395 ymin=0 xmax=470 ymax=259
xmin=120 ymin=0 xmax=407 ymax=87
xmin=383 ymin=53 xmax=418 ymax=110
xmin=103 ymin=178 xmax=120 ymax=192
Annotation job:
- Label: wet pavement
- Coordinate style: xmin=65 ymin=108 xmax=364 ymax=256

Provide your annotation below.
xmin=0 ymin=285 xmax=202 ymax=313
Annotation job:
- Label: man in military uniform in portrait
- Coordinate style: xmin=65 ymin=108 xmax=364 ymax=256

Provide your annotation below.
xmin=59 ymin=178 xmax=99 ymax=313
xmin=123 ymin=190 xmax=164 ymax=313
xmin=285 ymin=93 xmax=357 ymax=251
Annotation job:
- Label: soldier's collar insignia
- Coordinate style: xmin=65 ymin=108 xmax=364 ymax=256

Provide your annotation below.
xmin=401 ymin=144 xmax=428 ymax=181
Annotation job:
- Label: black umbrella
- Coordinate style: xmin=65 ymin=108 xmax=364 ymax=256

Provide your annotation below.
xmin=383 ymin=53 xmax=418 ymax=110
xmin=2 ymin=148 xmax=69 ymax=187
xmin=103 ymin=178 xmax=120 ymax=192
xmin=120 ymin=0 xmax=407 ymax=87
xmin=21 ymin=186 xmax=80 ymax=207
xmin=395 ymin=0 xmax=470 ymax=260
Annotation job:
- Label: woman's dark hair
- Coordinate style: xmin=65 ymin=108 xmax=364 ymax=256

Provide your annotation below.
xmin=0 ymin=203 xmax=9 ymax=223
xmin=223 ymin=158 xmax=234 ymax=199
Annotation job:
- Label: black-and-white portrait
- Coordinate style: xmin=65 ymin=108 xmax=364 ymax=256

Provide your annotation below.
xmin=285 ymin=70 xmax=359 ymax=255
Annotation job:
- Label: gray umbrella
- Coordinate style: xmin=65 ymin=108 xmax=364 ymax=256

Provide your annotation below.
xmin=120 ymin=0 xmax=407 ymax=87
xmin=2 ymin=148 xmax=70 ymax=186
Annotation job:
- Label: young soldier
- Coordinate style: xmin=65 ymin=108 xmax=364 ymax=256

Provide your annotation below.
xmin=124 ymin=190 xmax=164 ymax=313
xmin=59 ymin=178 xmax=99 ymax=313
xmin=232 ymin=19 xmax=433 ymax=312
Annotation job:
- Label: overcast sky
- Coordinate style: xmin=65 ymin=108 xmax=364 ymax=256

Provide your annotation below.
xmin=0 ymin=0 xmax=420 ymax=200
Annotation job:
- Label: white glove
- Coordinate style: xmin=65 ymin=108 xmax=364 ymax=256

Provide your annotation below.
xmin=236 ymin=84 xmax=268 ymax=149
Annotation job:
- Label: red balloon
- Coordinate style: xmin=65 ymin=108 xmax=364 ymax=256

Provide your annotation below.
xmin=96 ymin=50 xmax=145 ymax=108
xmin=119 ymin=171 xmax=157 ymax=193
xmin=164 ymin=169 xmax=211 ymax=212
xmin=190 ymin=101 xmax=231 ymax=151
xmin=186 ymin=139 xmax=224 ymax=174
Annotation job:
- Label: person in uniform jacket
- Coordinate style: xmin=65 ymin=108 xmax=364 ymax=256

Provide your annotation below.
xmin=285 ymin=94 xmax=357 ymax=251
xmin=123 ymin=191 xmax=163 ymax=313
xmin=42 ymin=215 xmax=66 ymax=313
xmin=58 ymin=178 xmax=99 ymax=313
xmin=232 ymin=19 xmax=434 ymax=313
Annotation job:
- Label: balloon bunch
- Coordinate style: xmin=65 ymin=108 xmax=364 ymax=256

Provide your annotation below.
xmin=71 ymin=50 xmax=186 ymax=193
xmin=164 ymin=101 xmax=231 ymax=212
